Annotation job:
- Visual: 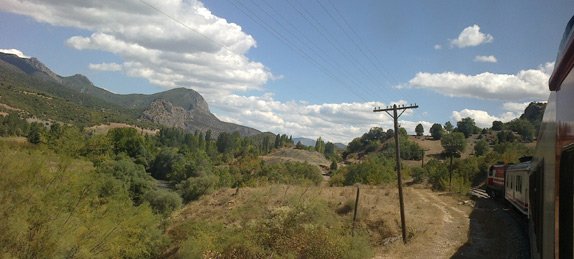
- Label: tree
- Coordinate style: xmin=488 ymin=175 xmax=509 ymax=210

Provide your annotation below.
xmin=444 ymin=121 xmax=454 ymax=132
xmin=274 ymin=134 xmax=281 ymax=148
xmin=441 ymin=132 xmax=466 ymax=155
xmin=441 ymin=132 xmax=466 ymax=189
xmin=365 ymin=127 xmax=386 ymax=142
xmin=474 ymin=139 xmax=489 ymax=156
xmin=506 ymin=118 xmax=535 ymax=142
xmin=27 ymin=122 xmax=44 ymax=144
xmin=329 ymin=160 xmax=338 ymax=171
xmin=315 ymin=137 xmax=325 ymax=153
xmin=399 ymin=127 xmax=408 ymax=136
xmin=295 ymin=141 xmax=305 ymax=149
xmin=324 ymin=142 xmax=336 ymax=157
xmin=492 ymin=120 xmax=504 ymax=131
xmin=430 ymin=123 xmax=444 ymax=140
xmin=497 ymin=130 xmax=516 ymax=143
xmin=415 ymin=123 xmax=424 ymax=136
xmin=456 ymin=117 xmax=477 ymax=138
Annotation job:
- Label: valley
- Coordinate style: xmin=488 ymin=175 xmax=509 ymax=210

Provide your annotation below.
xmin=0 ymin=52 xmax=541 ymax=258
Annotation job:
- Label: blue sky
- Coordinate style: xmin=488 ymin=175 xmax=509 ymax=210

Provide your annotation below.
xmin=0 ymin=0 xmax=572 ymax=143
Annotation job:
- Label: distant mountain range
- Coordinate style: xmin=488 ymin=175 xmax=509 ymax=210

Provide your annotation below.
xmin=0 ymin=52 xmax=259 ymax=136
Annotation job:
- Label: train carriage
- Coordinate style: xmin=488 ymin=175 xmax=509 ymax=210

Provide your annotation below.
xmin=529 ymin=15 xmax=574 ymax=259
xmin=487 ymin=163 xmax=507 ymax=198
xmin=505 ymin=161 xmax=530 ymax=216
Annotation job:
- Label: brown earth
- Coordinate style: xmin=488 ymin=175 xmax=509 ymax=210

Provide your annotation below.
xmin=168 ymin=183 xmax=530 ymax=258
xmin=261 ymin=148 xmax=331 ymax=170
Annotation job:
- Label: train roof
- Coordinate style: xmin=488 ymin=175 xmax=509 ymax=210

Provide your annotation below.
xmin=550 ymin=15 xmax=574 ymax=91
xmin=506 ymin=160 xmax=532 ymax=172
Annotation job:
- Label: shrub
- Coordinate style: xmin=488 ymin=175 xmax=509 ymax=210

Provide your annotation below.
xmin=177 ymin=175 xmax=219 ymax=202
xmin=143 ymin=189 xmax=182 ymax=215
xmin=341 ymin=155 xmax=395 ymax=185
xmin=410 ymin=167 xmax=426 ymax=183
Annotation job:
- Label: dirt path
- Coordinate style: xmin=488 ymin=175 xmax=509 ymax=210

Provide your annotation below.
xmin=375 ymin=187 xmax=472 ymax=258
xmin=374 ymin=186 xmax=530 ymax=258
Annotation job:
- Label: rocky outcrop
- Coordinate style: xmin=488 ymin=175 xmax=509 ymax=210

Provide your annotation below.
xmin=142 ymin=98 xmax=260 ymax=136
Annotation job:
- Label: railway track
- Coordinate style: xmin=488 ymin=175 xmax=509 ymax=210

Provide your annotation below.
xmin=454 ymin=187 xmax=530 ymax=258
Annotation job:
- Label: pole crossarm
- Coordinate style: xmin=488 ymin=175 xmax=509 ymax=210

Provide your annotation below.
xmin=372 ymin=103 xmax=418 ymax=244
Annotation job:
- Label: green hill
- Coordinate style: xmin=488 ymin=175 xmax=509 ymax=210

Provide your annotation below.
xmin=0 ymin=53 xmax=259 ymax=136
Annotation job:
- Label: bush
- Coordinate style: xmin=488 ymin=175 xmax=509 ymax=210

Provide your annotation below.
xmin=0 ymin=144 xmax=167 ymax=258
xmin=177 ymin=175 xmax=219 ymax=202
xmin=410 ymin=167 xmax=426 ymax=183
xmin=177 ymin=199 xmax=373 ymax=258
xmin=143 ymin=189 xmax=182 ymax=215
xmin=338 ymin=155 xmax=395 ymax=185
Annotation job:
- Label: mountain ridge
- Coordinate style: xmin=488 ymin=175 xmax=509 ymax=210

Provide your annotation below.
xmin=0 ymin=52 xmax=260 ymax=136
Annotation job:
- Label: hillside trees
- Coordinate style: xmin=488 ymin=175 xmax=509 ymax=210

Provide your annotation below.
xmin=430 ymin=123 xmax=444 ymax=140
xmin=441 ymin=132 xmax=466 ymax=157
xmin=474 ymin=139 xmax=489 ymax=156
xmin=415 ymin=123 xmax=424 ymax=136
xmin=505 ymin=118 xmax=535 ymax=141
xmin=324 ymin=141 xmax=336 ymax=158
xmin=0 ymin=113 xmax=28 ymax=136
xmin=27 ymin=122 xmax=44 ymax=144
xmin=315 ymin=137 xmax=325 ymax=153
xmin=456 ymin=117 xmax=479 ymax=138
xmin=0 ymin=145 xmax=167 ymax=258
xmin=444 ymin=121 xmax=454 ymax=132
xmin=492 ymin=120 xmax=503 ymax=131
xmin=330 ymin=155 xmax=395 ymax=186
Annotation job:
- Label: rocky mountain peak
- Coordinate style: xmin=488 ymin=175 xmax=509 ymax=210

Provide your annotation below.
xmin=0 ymin=52 xmax=62 ymax=83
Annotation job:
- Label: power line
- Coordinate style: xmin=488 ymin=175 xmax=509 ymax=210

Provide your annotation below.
xmin=230 ymin=0 xmax=371 ymax=101
xmin=324 ymin=0 xmax=399 ymax=86
xmin=138 ymin=0 xmax=227 ymax=51
xmin=283 ymin=0 xmax=382 ymax=99
xmin=309 ymin=0 xmax=388 ymax=94
xmin=244 ymin=0 xmax=381 ymax=101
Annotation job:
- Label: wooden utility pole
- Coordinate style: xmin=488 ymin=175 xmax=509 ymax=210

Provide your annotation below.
xmin=352 ymin=185 xmax=360 ymax=236
xmin=373 ymin=104 xmax=418 ymax=244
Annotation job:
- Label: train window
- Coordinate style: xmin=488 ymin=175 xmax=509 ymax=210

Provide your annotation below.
xmin=516 ymin=175 xmax=522 ymax=193
xmin=559 ymin=148 xmax=574 ymax=258
xmin=510 ymin=176 xmax=513 ymax=189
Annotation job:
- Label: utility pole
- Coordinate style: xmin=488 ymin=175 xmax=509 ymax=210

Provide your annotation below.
xmin=373 ymin=103 xmax=418 ymax=244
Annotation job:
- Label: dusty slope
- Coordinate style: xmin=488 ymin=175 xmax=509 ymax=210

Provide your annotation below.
xmin=261 ymin=148 xmax=331 ymax=169
xmin=168 ymin=185 xmax=476 ymax=258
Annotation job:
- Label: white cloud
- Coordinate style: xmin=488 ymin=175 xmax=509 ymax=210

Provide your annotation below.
xmin=502 ymin=102 xmax=530 ymax=113
xmin=408 ymin=62 xmax=554 ymax=101
xmin=450 ymin=25 xmax=493 ymax=48
xmin=210 ymin=95 xmax=430 ymax=143
xmin=474 ymin=55 xmax=497 ymax=63
xmin=452 ymin=109 xmax=518 ymax=128
xmin=434 ymin=44 xmax=442 ymax=50
xmin=89 ymin=62 xmax=122 ymax=72
xmin=0 ymin=48 xmax=30 ymax=58
xmin=0 ymin=0 xmax=272 ymax=97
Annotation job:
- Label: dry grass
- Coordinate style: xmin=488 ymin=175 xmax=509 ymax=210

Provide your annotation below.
xmin=168 ymin=184 xmax=473 ymax=258
xmin=261 ymin=148 xmax=330 ymax=169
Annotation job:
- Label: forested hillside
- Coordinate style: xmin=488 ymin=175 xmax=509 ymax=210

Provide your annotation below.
xmin=0 ymin=53 xmax=259 ymax=136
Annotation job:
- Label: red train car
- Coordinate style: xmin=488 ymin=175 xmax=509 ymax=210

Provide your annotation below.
xmin=529 ymin=15 xmax=574 ymax=259
xmin=486 ymin=163 xmax=507 ymax=198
